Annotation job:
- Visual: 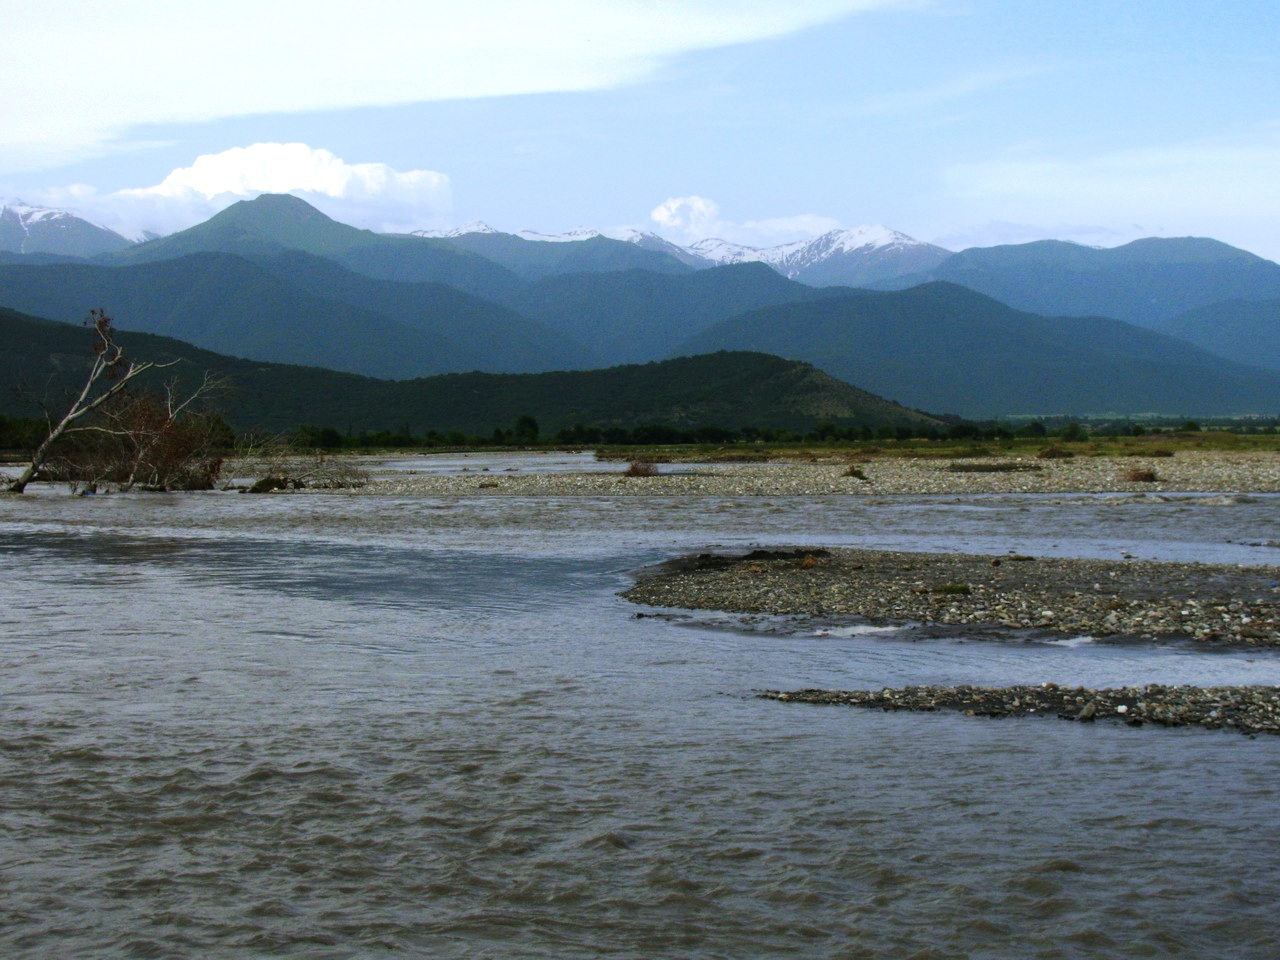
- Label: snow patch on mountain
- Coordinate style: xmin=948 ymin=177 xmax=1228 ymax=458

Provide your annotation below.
xmin=1 ymin=200 xmax=134 ymax=256
xmin=407 ymin=219 xmax=951 ymax=281
xmin=690 ymin=226 xmax=929 ymax=275
xmin=412 ymin=220 xmax=500 ymax=238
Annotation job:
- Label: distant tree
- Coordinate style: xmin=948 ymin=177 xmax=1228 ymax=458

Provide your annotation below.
xmin=513 ymin=414 xmax=540 ymax=445
xmin=4 ymin=310 xmax=222 ymax=493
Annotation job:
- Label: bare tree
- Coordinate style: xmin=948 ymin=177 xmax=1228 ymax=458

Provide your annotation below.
xmin=4 ymin=310 xmax=221 ymax=493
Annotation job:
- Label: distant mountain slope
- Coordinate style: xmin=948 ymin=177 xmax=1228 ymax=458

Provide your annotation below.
xmin=503 ymin=262 xmax=843 ymax=365
xmin=0 ymin=254 xmax=572 ymax=378
xmin=1156 ymin=299 xmax=1280 ymax=372
xmin=100 ymin=193 xmax=524 ymax=301
xmin=877 ymin=237 xmax=1280 ymax=327
xmin=1 ymin=202 xmax=133 ymax=258
xmin=0 ymin=307 xmax=939 ymax=434
xmin=678 ymin=282 xmax=1280 ymax=418
xmin=252 ymin=250 xmax=593 ymax=370
xmin=414 ymin=226 xmax=696 ymax=279
xmin=689 ymin=227 xmax=952 ymax=286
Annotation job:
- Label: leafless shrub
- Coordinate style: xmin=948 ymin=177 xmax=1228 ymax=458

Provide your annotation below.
xmin=624 ymin=460 xmax=659 ymax=477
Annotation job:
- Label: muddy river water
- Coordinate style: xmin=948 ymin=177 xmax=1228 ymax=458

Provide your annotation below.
xmin=2 ymin=454 xmax=1279 ymax=958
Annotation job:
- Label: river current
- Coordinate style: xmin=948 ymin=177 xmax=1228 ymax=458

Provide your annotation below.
xmin=2 ymin=454 xmax=1279 ymax=958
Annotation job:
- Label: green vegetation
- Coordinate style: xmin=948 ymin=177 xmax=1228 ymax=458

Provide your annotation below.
xmin=0 ymin=308 xmax=941 ymax=440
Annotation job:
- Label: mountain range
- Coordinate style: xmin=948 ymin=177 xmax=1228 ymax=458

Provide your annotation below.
xmin=1 ymin=194 xmax=1278 ymax=420
xmin=873 ymin=237 xmax=1280 ymax=327
xmin=0 ymin=307 xmax=938 ymax=434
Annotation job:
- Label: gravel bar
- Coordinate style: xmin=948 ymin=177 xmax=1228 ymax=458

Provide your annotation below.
xmin=325 ymin=451 xmax=1280 ymax=497
xmin=624 ymin=548 xmax=1280 ymax=646
xmin=758 ymin=684 xmax=1280 ymax=735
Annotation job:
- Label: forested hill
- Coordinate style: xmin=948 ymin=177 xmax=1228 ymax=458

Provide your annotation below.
xmin=0 ymin=308 xmax=941 ymax=435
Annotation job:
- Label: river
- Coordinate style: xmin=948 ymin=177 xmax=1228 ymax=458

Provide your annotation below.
xmin=2 ymin=453 xmax=1279 ymax=958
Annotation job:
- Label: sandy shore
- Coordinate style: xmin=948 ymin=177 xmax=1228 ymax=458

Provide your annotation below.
xmin=329 ymin=450 xmax=1280 ymax=497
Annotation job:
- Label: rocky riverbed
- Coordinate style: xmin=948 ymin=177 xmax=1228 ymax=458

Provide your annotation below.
xmin=311 ymin=450 xmax=1280 ymax=497
xmin=624 ymin=548 xmax=1280 ymax=646
xmin=759 ymin=684 xmax=1280 ymax=735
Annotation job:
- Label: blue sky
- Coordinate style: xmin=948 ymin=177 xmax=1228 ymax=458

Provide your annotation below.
xmin=5 ymin=0 xmax=1279 ymax=258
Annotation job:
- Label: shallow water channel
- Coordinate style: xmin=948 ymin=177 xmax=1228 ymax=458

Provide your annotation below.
xmin=3 ymin=453 xmax=1279 ymax=958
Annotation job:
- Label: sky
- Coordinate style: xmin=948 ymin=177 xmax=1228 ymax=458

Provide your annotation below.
xmin=4 ymin=0 xmax=1279 ymax=259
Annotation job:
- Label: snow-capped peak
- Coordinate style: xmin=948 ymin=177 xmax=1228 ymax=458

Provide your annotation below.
xmin=687 ymin=226 xmax=939 ymax=278
xmin=1 ymin=199 xmax=135 ymax=257
xmin=411 ymin=220 xmax=500 ymax=238
xmin=1 ymin=199 xmax=77 ymax=224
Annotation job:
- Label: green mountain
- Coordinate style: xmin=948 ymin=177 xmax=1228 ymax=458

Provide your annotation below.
xmin=102 ymin=192 xmax=375 ymax=262
xmin=99 ymin=193 xmax=523 ymax=301
xmin=0 ymin=253 xmax=578 ymax=378
xmin=503 ymin=262 xmax=842 ymax=365
xmin=678 ymin=282 xmax=1280 ymax=418
xmin=877 ymin=237 xmax=1280 ymax=327
xmin=0 ymin=307 xmax=940 ymax=434
xmin=1155 ymin=299 xmax=1280 ymax=371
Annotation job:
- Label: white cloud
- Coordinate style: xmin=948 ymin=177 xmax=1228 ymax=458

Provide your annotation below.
xmin=31 ymin=143 xmax=452 ymax=238
xmin=3 ymin=0 xmax=903 ymax=172
xmin=650 ymin=195 xmax=840 ymax=245
xmin=650 ymin=196 xmax=723 ymax=238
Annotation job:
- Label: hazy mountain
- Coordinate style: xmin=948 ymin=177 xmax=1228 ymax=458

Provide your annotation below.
xmin=0 ymin=306 xmax=938 ymax=435
xmin=0 ymin=201 xmax=134 ymax=258
xmin=514 ymin=226 xmax=709 ymax=268
xmin=0 ymin=254 xmax=573 ymax=378
xmin=679 ymin=282 xmax=1280 ymax=418
xmin=252 ymin=250 xmax=593 ymax=369
xmin=1155 ymin=299 xmax=1280 ymax=372
xmin=877 ymin=237 xmax=1280 ymax=327
xmin=503 ymin=262 xmax=842 ymax=365
xmin=412 ymin=223 xmax=697 ymax=278
xmin=689 ymin=227 xmax=953 ymax=286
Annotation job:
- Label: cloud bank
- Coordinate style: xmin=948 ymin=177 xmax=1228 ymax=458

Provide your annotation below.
xmin=650 ymin=195 xmax=841 ymax=246
xmin=36 ymin=144 xmax=451 ymax=238
xmin=5 ymin=0 xmax=900 ymax=172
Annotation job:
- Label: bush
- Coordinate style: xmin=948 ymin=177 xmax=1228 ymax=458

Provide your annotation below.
xmin=1037 ymin=445 xmax=1075 ymax=459
xmin=624 ymin=460 xmax=659 ymax=477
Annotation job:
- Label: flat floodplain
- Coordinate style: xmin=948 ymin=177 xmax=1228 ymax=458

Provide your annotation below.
xmin=3 ymin=450 xmax=1279 ymax=958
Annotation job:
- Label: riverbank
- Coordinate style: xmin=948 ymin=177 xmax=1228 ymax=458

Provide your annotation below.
xmin=759 ymin=684 xmax=1280 ymax=735
xmin=319 ymin=449 xmax=1280 ymax=496
xmin=624 ymin=547 xmax=1280 ymax=646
